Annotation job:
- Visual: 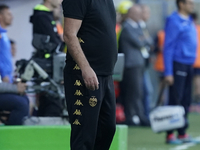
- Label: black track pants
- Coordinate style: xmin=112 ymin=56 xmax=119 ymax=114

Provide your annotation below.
xmin=64 ymin=63 xmax=116 ymax=150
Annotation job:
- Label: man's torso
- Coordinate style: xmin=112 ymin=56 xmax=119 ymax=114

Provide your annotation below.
xmin=119 ymin=20 xmax=145 ymax=68
xmin=66 ymin=0 xmax=118 ymax=76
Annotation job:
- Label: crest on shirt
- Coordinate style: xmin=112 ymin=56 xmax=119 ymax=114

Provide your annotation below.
xmin=89 ymin=96 xmax=97 ymax=107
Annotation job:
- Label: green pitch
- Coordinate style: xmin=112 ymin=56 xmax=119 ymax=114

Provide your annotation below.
xmin=128 ymin=113 xmax=200 ymax=150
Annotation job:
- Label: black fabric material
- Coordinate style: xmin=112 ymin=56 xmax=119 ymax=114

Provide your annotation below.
xmin=62 ymin=0 xmax=117 ymax=76
xmin=30 ymin=10 xmax=61 ymax=48
xmin=119 ymin=67 xmax=148 ymax=125
xmin=64 ymin=63 xmax=116 ymax=150
xmin=0 ymin=94 xmax=29 ymax=125
xmin=167 ymin=61 xmax=193 ymax=136
xmin=194 ymin=68 xmax=200 ymax=75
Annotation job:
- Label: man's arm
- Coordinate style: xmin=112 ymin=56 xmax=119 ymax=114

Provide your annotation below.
xmin=0 ymin=82 xmax=26 ymax=94
xmin=2 ymin=76 xmax=10 ymax=83
xmin=0 ymin=63 xmax=10 ymax=83
xmin=0 ymin=82 xmax=17 ymax=93
xmin=63 ymin=18 xmax=99 ymax=91
xmin=163 ymin=18 xmax=179 ymax=85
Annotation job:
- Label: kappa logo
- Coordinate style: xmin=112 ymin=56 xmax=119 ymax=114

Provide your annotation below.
xmin=74 ymin=80 xmax=82 ymax=86
xmin=89 ymin=96 xmax=97 ymax=107
xmin=73 ymin=109 xmax=82 ymax=116
xmin=74 ymin=90 xmax=83 ymax=96
xmin=78 ymin=38 xmax=85 ymax=43
xmin=73 ymin=119 xmax=81 ymax=125
xmin=73 ymin=64 xmax=80 ymax=70
xmin=74 ymin=100 xmax=84 ymax=106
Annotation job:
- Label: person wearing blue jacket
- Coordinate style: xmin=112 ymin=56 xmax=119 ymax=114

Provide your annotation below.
xmin=164 ymin=0 xmax=198 ymax=145
xmin=0 ymin=5 xmax=13 ymax=83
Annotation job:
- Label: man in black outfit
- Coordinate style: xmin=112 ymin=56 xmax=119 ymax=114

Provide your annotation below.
xmin=62 ymin=0 xmax=117 ymax=149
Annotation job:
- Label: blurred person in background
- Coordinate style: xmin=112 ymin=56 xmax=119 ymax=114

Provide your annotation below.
xmin=115 ymin=1 xmax=134 ymax=48
xmin=115 ymin=0 xmax=134 ymax=124
xmin=153 ymin=30 xmax=169 ymax=105
xmin=164 ymin=0 xmax=198 ymax=144
xmin=30 ymin=0 xmax=63 ymax=117
xmin=192 ymin=13 xmax=200 ymax=104
xmin=118 ymin=5 xmax=149 ymax=126
xmin=53 ymin=5 xmax=64 ymax=42
xmin=30 ymin=0 xmax=63 ymax=58
xmin=10 ymin=39 xmax=16 ymax=58
xmin=117 ymin=0 xmax=134 ymax=24
xmin=154 ymin=30 xmax=165 ymax=79
xmin=0 ymin=5 xmax=13 ymax=83
xmin=10 ymin=39 xmax=17 ymax=71
xmin=0 ymin=82 xmax=29 ymax=125
xmin=0 ymin=7 xmax=29 ymax=125
xmin=139 ymin=4 xmax=154 ymax=119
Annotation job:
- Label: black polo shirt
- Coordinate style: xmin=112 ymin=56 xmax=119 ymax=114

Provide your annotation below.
xmin=62 ymin=0 xmax=117 ymax=76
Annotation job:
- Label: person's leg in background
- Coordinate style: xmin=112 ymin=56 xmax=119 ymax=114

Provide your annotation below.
xmin=177 ymin=65 xmax=196 ymax=142
xmin=119 ymin=68 xmax=136 ymax=125
xmin=157 ymin=72 xmax=169 ymax=106
xmin=166 ymin=62 xmax=187 ymax=144
xmin=0 ymin=94 xmax=29 ymax=125
xmin=143 ymin=69 xmax=154 ymax=119
xmin=133 ymin=66 xmax=149 ymax=126
xmin=193 ymin=68 xmax=200 ymax=103
xmin=120 ymin=66 xmax=148 ymax=126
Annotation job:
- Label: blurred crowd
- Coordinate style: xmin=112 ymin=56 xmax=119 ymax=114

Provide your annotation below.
xmin=115 ymin=0 xmax=200 ymax=144
xmin=0 ymin=0 xmax=64 ymax=125
xmin=0 ymin=0 xmax=200 ymax=144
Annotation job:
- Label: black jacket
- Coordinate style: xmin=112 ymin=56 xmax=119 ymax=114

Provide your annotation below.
xmin=30 ymin=5 xmax=61 ymax=47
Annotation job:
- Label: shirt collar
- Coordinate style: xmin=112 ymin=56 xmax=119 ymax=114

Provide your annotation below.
xmin=178 ymin=13 xmax=189 ymax=20
xmin=127 ymin=18 xmax=139 ymax=28
xmin=139 ymin=20 xmax=146 ymax=28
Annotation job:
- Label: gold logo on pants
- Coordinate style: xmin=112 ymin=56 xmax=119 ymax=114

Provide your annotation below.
xmin=74 ymin=80 xmax=82 ymax=86
xmin=73 ymin=64 xmax=80 ymax=70
xmin=89 ymin=96 xmax=97 ymax=107
xmin=74 ymin=100 xmax=83 ymax=106
xmin=78 ymin=38 xmax=85 ymax=43
xmin=73 ymin=119 xmax=81 ymax=125
xmin=73 ymin=109 xmax=82 ymax=116
xmin=74 ymin=90 xmax=83 ymax=96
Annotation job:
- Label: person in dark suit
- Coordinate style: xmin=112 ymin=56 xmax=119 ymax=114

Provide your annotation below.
xmin=119 ymin=5 xmax=150 ymax=126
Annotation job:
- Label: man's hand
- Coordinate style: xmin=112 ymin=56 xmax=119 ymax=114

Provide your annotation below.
xmin=165 ymin=75 xmax=174 ymax=85
xmin=82 ymin=66 xmax=99 ymax=91
xmin=2 ymin=76 xmax=10 ymax=83
xmin=17 ymin=82 xmax=27 ymax=95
